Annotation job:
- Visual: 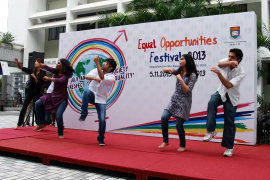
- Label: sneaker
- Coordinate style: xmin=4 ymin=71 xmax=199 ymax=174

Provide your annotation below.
xmin=223 ymin=148 xmax=233 ymax=157
xmin=78 ymin=115 xmax=87 ymax=122
xmin=203 ymin=131 xmax=217 ymax=142
xmin=99 ymin=139 xmax=105 ymax=146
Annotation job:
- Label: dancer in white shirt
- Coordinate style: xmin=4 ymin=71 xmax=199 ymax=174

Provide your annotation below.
xmin=78 ymin=55 xmax=116 ymax=146
xmin=203 ymin=48 xmax=246 ymax=157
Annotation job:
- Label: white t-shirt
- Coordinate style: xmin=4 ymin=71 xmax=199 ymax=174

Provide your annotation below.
xmin=217 ymin=58 xmax=246 ymax=106
xmin=47 ymin=82 xmax=54 ymax=94
xmin=47 ymin=77 xmax=72 ymax=94
xmin=88 ymin=68 xmax=115 ymax=104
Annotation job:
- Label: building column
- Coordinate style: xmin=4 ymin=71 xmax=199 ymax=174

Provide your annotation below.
xmin=23 ymin=0 xmax=46 ymax=67
xmin=262 ymin=0 xmax=270 ymax=36
xmin=66 ymin=0 xmax=87 ymax=32
xmin=117 ymin=0 xmax=127 ymax=13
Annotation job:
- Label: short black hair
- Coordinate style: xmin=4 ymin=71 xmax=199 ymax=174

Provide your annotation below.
xmin=230 ymin=48 xmax=243 ymax=63
xmin=106 ymin=58 xmax=117 ymax=72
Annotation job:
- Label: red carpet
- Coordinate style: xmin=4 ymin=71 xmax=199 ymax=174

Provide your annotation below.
xmin=0 ymin=127 xmax=269 ymax=180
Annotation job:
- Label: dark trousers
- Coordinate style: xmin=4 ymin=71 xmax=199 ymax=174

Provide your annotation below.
xmin=161 ymin=110 xmax=186 ymax=148
xmin=17 ymin=93 xmax=39 ymax=126
xmin=207 ymin=92 xmax=237 ymax=149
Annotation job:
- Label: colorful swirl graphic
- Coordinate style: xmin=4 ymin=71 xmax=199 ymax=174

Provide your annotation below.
xmin=66 ymin=38 xmax=126 ymax=114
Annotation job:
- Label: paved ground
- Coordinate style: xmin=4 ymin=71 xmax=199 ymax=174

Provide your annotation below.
xmin=0 ymin=111 xmax=164 ymax=180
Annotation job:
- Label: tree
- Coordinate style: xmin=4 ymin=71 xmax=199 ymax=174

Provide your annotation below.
xmin=98 ymin=0 xmax=241 ymax=27
xmin=0 ymin=32 xmax=15 ymax=48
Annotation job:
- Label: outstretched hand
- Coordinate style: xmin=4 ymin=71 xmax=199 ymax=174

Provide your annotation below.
xmin=36 ymin=58 xmax=42 ymax=64
xmin=14 ymin=58 xmax=22 ymax=69
xmin=94 ymin=77 xmax=101 ymax=83
xmin=93 ymin=55 xmax=99 ymax=64
xmin=210 ymin=66 xmax=219 ymax=74
xmin=43 ymin=76 xmax=49 ymax=81
xmin=168 ymin=68 xmax=174 ymax=74
xmin=230 ymin=61 xmax=238 ymax=68
xmin=40 ymin=63 xmax=46 ymax=69
xmin=31 ymin=73 xmax=38 ymax=83
xmin=176 ymin=74 xmax=182 ymax=80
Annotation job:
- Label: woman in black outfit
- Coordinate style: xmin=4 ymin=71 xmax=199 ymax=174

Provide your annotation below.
xmin=14 ymin=58 xmax=46 ymax=130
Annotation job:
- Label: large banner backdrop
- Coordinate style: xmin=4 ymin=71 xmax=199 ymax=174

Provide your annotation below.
xmin=60 ymin=12 xmax=257 ymax=145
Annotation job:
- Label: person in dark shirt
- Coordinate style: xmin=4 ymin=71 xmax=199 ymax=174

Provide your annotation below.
xmin=14 ymin=58 xmax=46 ymax=130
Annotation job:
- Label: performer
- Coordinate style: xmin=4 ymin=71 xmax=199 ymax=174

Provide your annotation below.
xmin=45 ymin=76 xmax=56 ymax=125
xmin=78 ymin=55 xmax=116 ymax=146
xmin=33 ymin=58 xmax=75 ymax=139
xmin=159 ymin=54 xmax=198 ymax=152
xmin=203 ymin=48 xmax=245 ymax=157
xmin=14 ymin=58 xmax=45 ymax=130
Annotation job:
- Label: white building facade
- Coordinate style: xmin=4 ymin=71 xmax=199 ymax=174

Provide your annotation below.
xmin=6 ymin=0 xmax=270 ymax=101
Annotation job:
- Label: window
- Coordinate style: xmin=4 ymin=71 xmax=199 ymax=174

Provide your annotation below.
xmin=77 ymin=9 xmax=117 ymax=30
xmin=77 ymin=23 xmax=96 ymax=31
xmin=77 ymin=12 xmax=97 ymax=31
xmin=97 ymin=9 xmax=117 ymax=29
xmin=48 ymin=17 xmax=66 ymax=41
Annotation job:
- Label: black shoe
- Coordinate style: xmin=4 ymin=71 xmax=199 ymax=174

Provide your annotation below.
xmin=78 ymin=115 xmax=87 ymax=122
xmin=99 ymin=139 xmax=105 ymax=146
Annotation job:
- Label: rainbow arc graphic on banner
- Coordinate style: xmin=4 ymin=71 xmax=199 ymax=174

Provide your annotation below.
xmin=66 ymin=38 xmax=127 ymax=114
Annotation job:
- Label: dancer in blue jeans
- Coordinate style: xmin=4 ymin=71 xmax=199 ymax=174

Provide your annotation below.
xmin=33 ymin=59 xmax=75 ymax=139
xmin=203 ymin=48 xmax=246 ymax=157
xmin=159 ymin=54 xmax=198 ymax=152
xmin=78 ymin=55 xmax=116 ymax=146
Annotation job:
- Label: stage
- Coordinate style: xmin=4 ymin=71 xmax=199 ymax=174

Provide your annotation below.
xmin=0 ymin=126 xmax=269 ymax=180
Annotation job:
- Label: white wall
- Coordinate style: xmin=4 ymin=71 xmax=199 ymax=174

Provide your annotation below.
xmin=44 ymin=29 xmax=59 ymax=58
xmin=23 ymin=0 xmax=47 ymax=67
xmin=7 ymin=0 xmax=28 ymax=45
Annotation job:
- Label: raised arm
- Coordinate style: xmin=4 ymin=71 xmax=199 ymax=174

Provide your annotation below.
xmin=93 ymin=56 xmax=104 ymax=80
xmin=15 ymin=58 xmax=32 ymax=74
xmin=162 ymin=68 xmax=174 ymax=74
xmin=176 ymin=73 xmax=197 ymax=94
xmin=85 ymin=68 xmax=101 ymax=83
xmin=43 ymin=74 xmax=68 ymax=84
xmin=211 ymin=67 xmax=233 ymax=89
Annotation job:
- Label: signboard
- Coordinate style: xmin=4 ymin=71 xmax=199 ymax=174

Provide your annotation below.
xmin=0 ymin=61 xmax=10 ymax=75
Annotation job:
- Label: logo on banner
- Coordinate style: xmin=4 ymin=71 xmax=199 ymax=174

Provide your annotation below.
xmin=230 ymin=26 xmax=240 ymax=39
xmin=224 ymin=26 xmax=246 ymax=46
xmin=66 ymin=38 xmax=128 ymax=114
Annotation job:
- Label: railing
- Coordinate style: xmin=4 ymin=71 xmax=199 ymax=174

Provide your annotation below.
xmin=0 ymin=96 xmax=34 ymax=126
xmin=0 ymin=96 xmax=25 ymax=108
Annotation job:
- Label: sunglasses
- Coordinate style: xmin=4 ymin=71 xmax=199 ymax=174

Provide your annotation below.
xmin=103 ymin=62 xmax=111 ymax=66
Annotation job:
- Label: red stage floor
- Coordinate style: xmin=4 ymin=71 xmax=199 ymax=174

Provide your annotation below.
xmin=0 ymin=126 xmax=269 ymax=180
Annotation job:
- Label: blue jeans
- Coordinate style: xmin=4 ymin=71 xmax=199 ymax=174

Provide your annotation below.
xmin=207 ymin=92 xmax=237 ymax=149
xmin=161 ymin=110 xmax=186 ymax=148
xmin=81 ymin=89 xmax=106 ymax=141
xmin=35 ymin=99 xmax=67 ymax=136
